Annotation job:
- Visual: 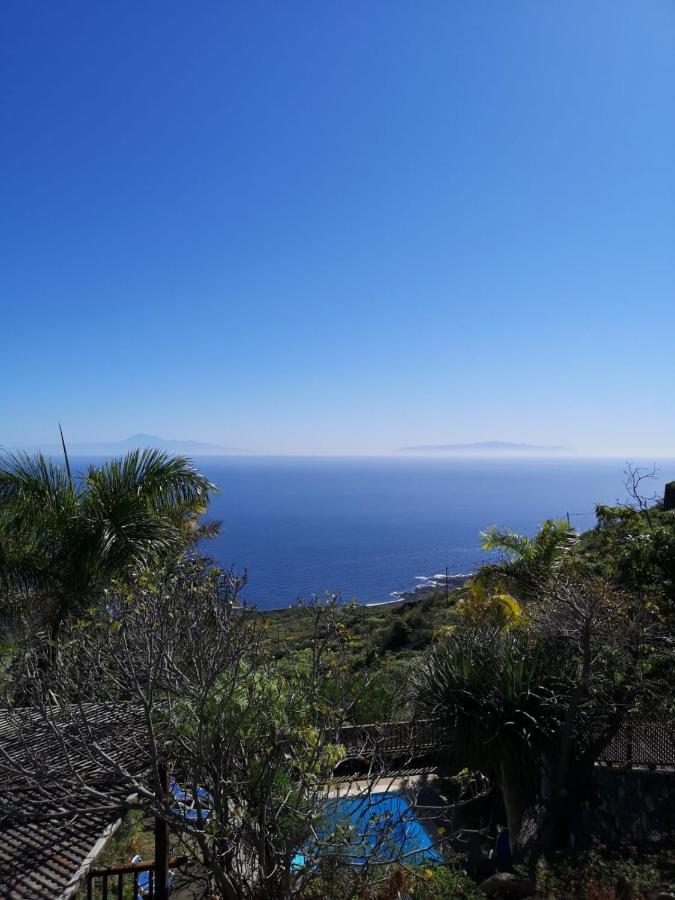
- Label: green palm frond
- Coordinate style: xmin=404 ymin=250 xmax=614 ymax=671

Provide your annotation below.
xmin=85 ymin=449 xmax=217 ymax=516
xmin=0 ymin=446 xmax=219 ymax=629
xmin=0 ymin=451 xmax=78 ymax=527
xmin=481 ymin=525 xmax=535 ymax=559
xmin=477 ymin=519 xmax=579 ymax=599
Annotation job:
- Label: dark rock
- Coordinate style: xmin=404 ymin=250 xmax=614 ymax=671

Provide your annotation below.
xmin=647 ymin=890 xmax=675 ymax=900
xmin=616 ymin=874 xmax=634 ymax=900
xmin=478 ymin=872 xmax=537 ymax=898
xmin=664 ymin=481 xmax=675 ymax=511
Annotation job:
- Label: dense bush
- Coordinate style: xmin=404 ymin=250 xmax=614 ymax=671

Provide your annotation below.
xmin=535 ymin=848 xmax=674 ymax=900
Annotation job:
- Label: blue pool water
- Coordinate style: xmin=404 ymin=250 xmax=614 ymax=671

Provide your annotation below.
xmin=306 ymin=791 xmax=442 ymax=866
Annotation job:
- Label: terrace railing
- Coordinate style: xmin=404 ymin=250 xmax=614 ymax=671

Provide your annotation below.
xmin=598 ymin=720 xmax=675 ymax=770
xmin=338 ymin=718 xmax=451 ymax=757
xmin=84 ymin=855 xmax=186 ymax=900
xmin=337 ymin=718 xmax=675 ymax=771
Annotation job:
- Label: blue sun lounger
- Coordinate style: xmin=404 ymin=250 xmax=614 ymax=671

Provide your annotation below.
xmin=169 ymin=777 xmax=211 ymax=826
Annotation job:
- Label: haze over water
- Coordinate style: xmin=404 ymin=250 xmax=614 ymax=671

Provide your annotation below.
xmin=157 ymin=456 xmax=674 ymax=611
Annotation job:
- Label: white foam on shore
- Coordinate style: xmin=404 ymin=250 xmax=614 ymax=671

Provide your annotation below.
xmin=432 ymin=572 xmax=474 ymax=580
xmin=415 ymin=572 xmax=473 ymax=583
xmin=365 ymin=571 xmax=474 ymax=607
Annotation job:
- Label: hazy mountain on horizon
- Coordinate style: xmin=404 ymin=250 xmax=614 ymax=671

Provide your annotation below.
xmin=397 ymin=440 xmax=573 ymax=454
xmin=20 ymin=433 xmax=250 ymax=457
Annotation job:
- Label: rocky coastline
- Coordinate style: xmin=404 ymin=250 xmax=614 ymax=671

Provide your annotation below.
xmin=367 ymin=571 xmax=473 ymax=607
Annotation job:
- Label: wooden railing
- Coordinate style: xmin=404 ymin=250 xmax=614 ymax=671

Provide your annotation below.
xmin=337 ymin=718 xmax=675 ymax=770
xmin=84 ymin=855 xmax=186 ymax=899
xmin=338 ymin=718 xmax=451 ymax=757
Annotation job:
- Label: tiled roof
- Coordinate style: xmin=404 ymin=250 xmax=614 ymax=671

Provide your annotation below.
xmin=0 ymin=703 xmax=149 ymax=899
xmin=0 ymin=806 xmax=119 ymax=899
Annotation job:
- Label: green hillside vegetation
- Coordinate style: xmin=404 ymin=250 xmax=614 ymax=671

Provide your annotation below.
xmin=259 ymin=590 xmax=469 ymax=725
xmin=262 ymin=589 xmax=466 ymax=660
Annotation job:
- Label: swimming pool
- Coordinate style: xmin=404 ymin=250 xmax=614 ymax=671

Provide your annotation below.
xmin=295 ymin=791 xmax=442 ymax=868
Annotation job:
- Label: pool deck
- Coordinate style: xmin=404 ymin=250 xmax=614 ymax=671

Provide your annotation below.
xmin=328 ymin=768 xmax=439 ymax=798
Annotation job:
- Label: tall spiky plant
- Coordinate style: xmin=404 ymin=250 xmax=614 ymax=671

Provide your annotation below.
xmin=0 ymin=446 xmax=219 ymax=638
xmin=412 ymin=626 xmax=567 ymax=838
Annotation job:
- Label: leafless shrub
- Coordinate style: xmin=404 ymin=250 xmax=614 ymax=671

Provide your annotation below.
xmin=1 ymin=560 xmax=462 ymax=899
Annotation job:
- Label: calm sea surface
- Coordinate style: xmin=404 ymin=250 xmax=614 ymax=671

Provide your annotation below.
xmin=68 ymin=456 xmax=674 ymax=611
xmin=178 ymin=456 xmax=673 ymax=610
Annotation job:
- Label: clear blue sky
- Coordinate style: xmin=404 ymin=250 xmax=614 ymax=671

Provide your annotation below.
xmin=2 ymin=1 xmax=674 ymax=456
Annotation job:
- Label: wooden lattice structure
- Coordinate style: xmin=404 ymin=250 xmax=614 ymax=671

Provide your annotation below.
xmin=598 ymin=720 xmax=675 ymax=770
xmin=339 ymin=717 xmax=675 ymax=771
xmin=339 ymin=718 xmax=452 ymax=757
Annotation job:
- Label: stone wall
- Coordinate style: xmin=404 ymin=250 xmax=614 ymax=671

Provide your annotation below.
xmin=576 ymin=768 xmax=675 ymax=848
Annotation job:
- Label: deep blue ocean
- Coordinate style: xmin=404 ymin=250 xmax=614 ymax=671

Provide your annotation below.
xmin=66 ymin=456 xmax=673 ymax=610
xmin=174 ymin=456 xmax=673 ymax=611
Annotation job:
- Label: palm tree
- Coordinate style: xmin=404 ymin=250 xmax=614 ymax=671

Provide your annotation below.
xmin=412 ymin=626 xmax=566 ymax=840
xmin=0 ymin=447 xmax=219 ymax=638
xmin=476 ymin=518 xmax=578 ymax=600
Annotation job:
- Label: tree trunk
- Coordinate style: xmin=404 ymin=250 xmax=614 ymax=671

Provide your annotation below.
xmin=500 ymin=758 xmax=529 ymax=841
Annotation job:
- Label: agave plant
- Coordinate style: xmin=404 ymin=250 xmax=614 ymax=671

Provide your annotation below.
xmin=0 ymin=447 xmax=219 ymax=637
xmin=412 ymin=625 xmax=567 ymax=838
